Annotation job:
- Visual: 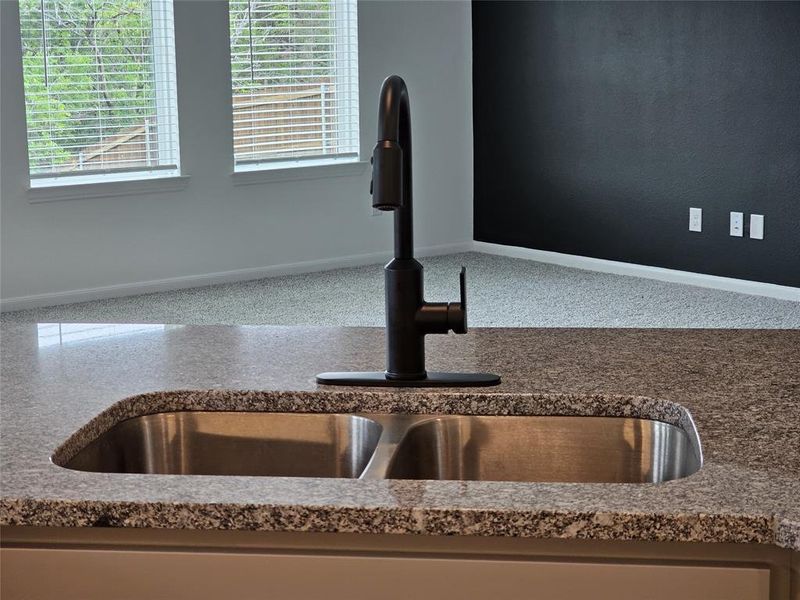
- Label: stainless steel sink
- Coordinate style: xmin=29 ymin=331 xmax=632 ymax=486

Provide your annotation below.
xmin=58 ymin=411 xmax=701 ymax=483
xmin=383 ymin=415 xmax=700 ymax=483
xmin=62 ymin=412 xmax=382 ymax=478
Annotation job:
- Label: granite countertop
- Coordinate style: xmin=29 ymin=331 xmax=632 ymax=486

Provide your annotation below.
xmin=1 ymin=323 xmax=798 ymax=549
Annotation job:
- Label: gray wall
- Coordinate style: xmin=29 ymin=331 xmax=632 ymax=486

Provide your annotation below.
xmin=473 ymin=1 xmax=800 ymax=287
xmin=0 ymin=1 xmax=474 ymax=305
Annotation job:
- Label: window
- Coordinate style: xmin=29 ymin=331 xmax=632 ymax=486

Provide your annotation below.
xmin=19 ymin=0 xmax=180 ymax=187
xmin=229 ymin=0 xmax=359 ymax=171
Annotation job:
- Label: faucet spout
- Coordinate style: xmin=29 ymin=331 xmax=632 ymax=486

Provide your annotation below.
xmin=371 ymin=75 xmax=413 ymax=259
xmin=376 ymin=74 xmax=410 ymax=146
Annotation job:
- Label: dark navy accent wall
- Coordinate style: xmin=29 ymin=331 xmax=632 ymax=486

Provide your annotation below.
xmin=472 ymin=1 xmax=800 ymax=287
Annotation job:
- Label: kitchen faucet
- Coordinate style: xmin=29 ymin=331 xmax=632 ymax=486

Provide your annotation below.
xmin=317 ymin=75 xmax=500 ymax=387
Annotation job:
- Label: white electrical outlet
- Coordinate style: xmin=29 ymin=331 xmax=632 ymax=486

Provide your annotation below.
xmin=750 ymin=214 xmax=764 ymax=240
xmin=730 ymin=212 xmax=744 ymax=237
xmin=689 ymin=207 xmax=702 ymax=232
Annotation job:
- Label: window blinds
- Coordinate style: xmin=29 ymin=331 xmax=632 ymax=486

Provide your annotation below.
xmin=19 ymin=0 xmax=180 ymax=180
xmin=229 ymin=0 xmax=359 ymax=167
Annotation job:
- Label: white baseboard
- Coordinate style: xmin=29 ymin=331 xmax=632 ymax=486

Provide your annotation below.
xmin=0 ymin=242 xmax=473 ymax=312
xmin=473 ymin=241 xmax=800 ymax=302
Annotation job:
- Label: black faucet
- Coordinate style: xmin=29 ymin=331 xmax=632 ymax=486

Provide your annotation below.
xmin=316 ymin=76 xmax=500 ymax=387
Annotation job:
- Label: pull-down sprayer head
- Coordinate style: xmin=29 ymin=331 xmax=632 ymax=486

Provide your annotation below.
xmin=371 ymin=140 xmax=403 ymax=211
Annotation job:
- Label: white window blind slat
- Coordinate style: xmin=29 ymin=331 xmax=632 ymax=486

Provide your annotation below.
xmin=229 ymin=0 xmax=359 ymax=166
xmin=19 ymin=0 xmax=180 ymax=180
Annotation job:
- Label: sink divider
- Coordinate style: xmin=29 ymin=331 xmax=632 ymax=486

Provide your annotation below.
xmin=356 ymin=414 xmax=438 ymax=480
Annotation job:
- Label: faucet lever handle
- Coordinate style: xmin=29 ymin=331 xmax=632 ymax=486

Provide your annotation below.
xmin=447 ymin=267 xmax=468 ymax=334
xmin=459 ymin=266 xmax=467 ymax=314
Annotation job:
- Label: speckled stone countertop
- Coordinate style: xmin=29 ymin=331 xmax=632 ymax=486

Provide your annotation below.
xmin=1 ymin=324 xmax=798 ymax=549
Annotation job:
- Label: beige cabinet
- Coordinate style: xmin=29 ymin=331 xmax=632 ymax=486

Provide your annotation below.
xmin=2 ymin=527 xmax=796 ymax=600
xmin=1 ymin=546 xmax=772 ymax=600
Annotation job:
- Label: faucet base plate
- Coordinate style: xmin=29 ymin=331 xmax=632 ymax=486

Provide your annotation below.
xmin=316 ymin=371 xmax=501 ymax=387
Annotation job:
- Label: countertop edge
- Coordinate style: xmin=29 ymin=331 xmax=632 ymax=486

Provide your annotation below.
xmin=1 ymin=496 xmax=794 ymax=550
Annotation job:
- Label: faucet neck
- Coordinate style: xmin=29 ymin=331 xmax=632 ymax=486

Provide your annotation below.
xmin=377 ymin=76 xmax=413 ymax=260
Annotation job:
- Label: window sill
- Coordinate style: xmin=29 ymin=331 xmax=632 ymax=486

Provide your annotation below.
xmin=231 ymin=159 xmax=368 ymax=187
xmin=27 ymin=174 xmax=190 ymax=203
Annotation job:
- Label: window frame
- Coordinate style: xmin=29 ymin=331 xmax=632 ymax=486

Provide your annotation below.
xmin=20 ymin=0 xmax=182 ymax=189
xmin=228 ymin=0 xmax=361 ymax=174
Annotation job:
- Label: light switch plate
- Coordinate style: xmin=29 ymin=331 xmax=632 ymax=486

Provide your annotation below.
xmin=730 ymin=212 xmax=744 ymax=237
xmin=750 ymin=214 xmax=764 ymax=240
xmin=689 ymin=207 xmax=702 ymax=232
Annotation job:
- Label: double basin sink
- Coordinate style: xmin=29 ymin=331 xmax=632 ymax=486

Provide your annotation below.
xmin=60 ymin=411 xmax=702 ymax=484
